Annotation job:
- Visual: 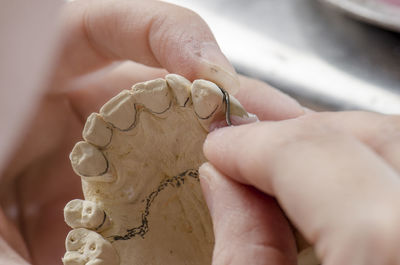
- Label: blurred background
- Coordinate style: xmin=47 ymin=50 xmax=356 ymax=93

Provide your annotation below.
xmin=165 ymin=0 xmax=400 ymax=112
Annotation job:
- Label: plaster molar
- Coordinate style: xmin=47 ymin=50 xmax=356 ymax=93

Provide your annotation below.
xmin=64 ymin=199 xmax=111 ymax=232
xmin=63 ymin=228 xmax=119 ymax=265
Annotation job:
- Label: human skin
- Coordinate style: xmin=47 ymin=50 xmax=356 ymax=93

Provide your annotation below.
xmin=0 ymin=0 xmax=303 ymax=265
xmin=201 ymin=111 xmax=400 ymax=265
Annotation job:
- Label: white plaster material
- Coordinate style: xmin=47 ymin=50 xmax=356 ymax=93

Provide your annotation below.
xmin=100 ymin=90 xmax=136 ymax=130
xmin=70 ymin=142 xmax=108 ymax=178
xmin=83 ymin=113 xmax=113 ymax=147
xmin=165 ymin=74 xmax=191 ymax=107
xmin=63 ymin=228 xmax=119 ymax=265
xmin=191 ymin=79 xmax=223 ymax=119
xmin=64 ymin=74 xmax=249 ymax=265
xmin=64 ymin=199 xmax=111 ymax=232
xmin=131 ymin=78 xmax=171 ymax=114
xmin=191 ymin=79 xmax=248 ymax=130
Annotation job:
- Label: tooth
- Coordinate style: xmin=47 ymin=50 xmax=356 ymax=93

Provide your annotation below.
xmin=100 ymin=90 xmax=136 ymax=130
xmin=132 ymin=78 xmax=171 ymax=114
xmin=64 ymin=199 xmax=111 ymax=232
xmin=227 ymin=96 xmax=248 ymax=118
xmin=165 ymin=74 xmax=191 ymax=107
xmin=83 ymin=113 xmax=113 ymax=148
xmin=70 ymin=141 xmax=108 ymax=178
xmin=63 ymin=228 xmax=119 ymax=265
xmin=191 ymin=80 xmax=224 ymax=130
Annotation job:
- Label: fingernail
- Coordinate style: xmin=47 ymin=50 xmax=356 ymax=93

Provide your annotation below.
xmin=195 ymin=42 xmax=240 ymax=95
xmin=230 ymin=113 xmax=259 ymax=126
xmin=199 ymin=162 xmax=219 ymax=216
xmin=209 ymin=113 xmax=259 ymax=132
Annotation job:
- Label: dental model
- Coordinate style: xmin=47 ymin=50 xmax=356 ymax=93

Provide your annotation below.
xmin=62 ymin=74 xmax=320 ymax=265
xmin=63 ymin=74 xmax=248 ymax=265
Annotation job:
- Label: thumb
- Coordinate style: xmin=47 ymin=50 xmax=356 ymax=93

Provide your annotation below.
xmin=58 ymin=0 xmax=239 ymax=94
xmin=199 ymin=162 xmax=297 ymax=265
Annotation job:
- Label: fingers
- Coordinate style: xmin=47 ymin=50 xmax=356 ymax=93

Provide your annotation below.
xmin=65 ymin=60 xmax=304 ymax=124
xmin=0 ymin=209 xmax=30 ymax=262
xmin=199 ymin=163 xmax=297 ymax=265
xmin=204 ymin=113 xmax=400 ymax=264
xmin=66 ymin=61 xmax=167 ymax=122
xmin=56 ymin=0 xmax=239 ymax=93
xmin=235 ymin=76 xmax=304 ymax=121
xmin=296 ymin=112 xmax=400 ymax=172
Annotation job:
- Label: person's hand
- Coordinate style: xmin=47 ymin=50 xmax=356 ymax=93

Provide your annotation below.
xmin=200 ymin=111 xmax=400 ymax=265
xmin=0 ymin=1 xmax=304 ymax=265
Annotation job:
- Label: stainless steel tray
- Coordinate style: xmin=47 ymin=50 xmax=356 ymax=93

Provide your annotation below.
xmin=164 ymin=0 xmax=400 ymax=113
xmin=323 ymin=0 xmax=400 ymax=32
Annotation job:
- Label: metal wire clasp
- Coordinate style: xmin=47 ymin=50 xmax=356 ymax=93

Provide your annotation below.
xmin=218 ymin=86 xmax=232 ymax=126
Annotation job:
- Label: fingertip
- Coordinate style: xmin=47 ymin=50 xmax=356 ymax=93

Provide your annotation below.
xmin=199 ymin=162 xmax=222 ymax=217
xmin=199 ymin=161 xmax=298 ymax=265
xmin=203 ymin=126 xmax=233 ymax=161
xmin=236 ymin=76 xmax=305 ymax=120
xmin=192 ymin=42 xmax=240 ymax=95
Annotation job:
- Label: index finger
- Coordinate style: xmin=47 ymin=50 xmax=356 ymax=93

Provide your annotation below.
xmin=56 ymin=0 xmax=239 ymax=94
xmin=204 ymin=117 xmax=400 ymax=263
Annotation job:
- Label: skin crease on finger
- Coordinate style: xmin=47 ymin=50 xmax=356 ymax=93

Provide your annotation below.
xmin=203 ymin=114 xmax=400 ymax=265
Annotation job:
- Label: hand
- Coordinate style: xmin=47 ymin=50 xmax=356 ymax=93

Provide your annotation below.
xmin=201 ymin=111 xmax=400 ymax=265
xmin=0 ymin=0 xmax=303 ymax=265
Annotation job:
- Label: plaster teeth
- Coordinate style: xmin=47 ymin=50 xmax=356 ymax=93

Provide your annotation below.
xmin=65 ymin=74 xmax=253 ymax=265
xmin=70 ymin=141 xmax=109 ymax=179
xmin=227 ymin=95 xmax=249 ymax=119
xmin=64 ymin=199 xmax=111 ymax=232
xmin=63 ymin=228 xmax=119 ymax=265
xmin=165 ymin=74 xmax=191 ymax=107
xmin=100 ymin=90 xmax=136 ymax=131
xmin=132 ymin=78 xmax=171 ymax=114
xmin=83 ymin=113 xmax=113 ymax=148
xmin=191 ymin=79 xmax=224 ymax=131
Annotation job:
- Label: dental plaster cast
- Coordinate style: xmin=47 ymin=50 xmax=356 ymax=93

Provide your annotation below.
xmin=63 ymin=74 xmax=247 ymax=265
xmin=63 ymin=74 xmax=319 ymax=265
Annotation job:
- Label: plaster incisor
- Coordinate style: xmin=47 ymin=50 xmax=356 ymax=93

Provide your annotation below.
xmin=63 ymin=74 xmax=249 ymax=265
